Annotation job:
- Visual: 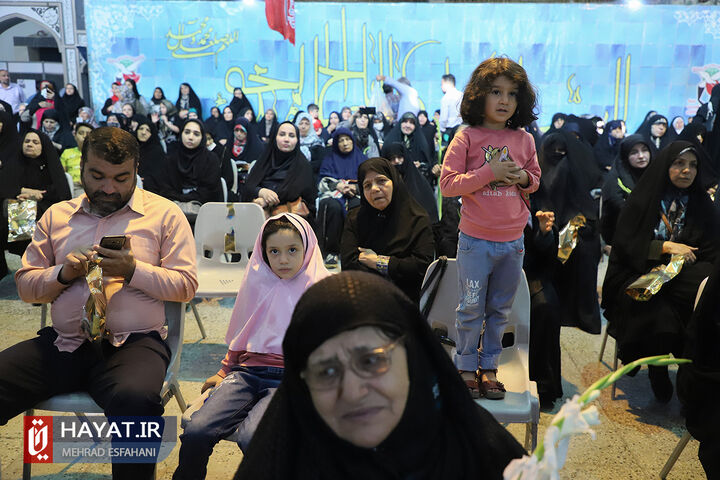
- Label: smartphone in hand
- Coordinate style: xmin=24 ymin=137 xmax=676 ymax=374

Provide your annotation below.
xmin=98 ymin=235 xmax=126 ymax=256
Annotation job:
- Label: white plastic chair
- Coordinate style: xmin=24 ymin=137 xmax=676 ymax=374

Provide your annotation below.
xmin=189 ymin=202 xmax=266 ymax=338
xmin=221 ymin=177 xmax=228 ymax=202
xmin=23 ymin=301 xmax=187 ymax=480
xmin=658 ymin=276 xmax=708 ymax=479
xmin=64 ymin=172 xmax=73 ymax=197
xmin=419 ymin=259 xmax=540 ymax=450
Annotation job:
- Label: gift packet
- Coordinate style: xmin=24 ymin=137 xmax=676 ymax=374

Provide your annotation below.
xmin=81 ymin=260 xmax=108 ymax=342
xmin=7 ymin=199 xmax=37 ymax=242
xmin=625 ymin=254 xmax=685 ymax=301
xmin=557 ymin=213 xmax=587 ymax=264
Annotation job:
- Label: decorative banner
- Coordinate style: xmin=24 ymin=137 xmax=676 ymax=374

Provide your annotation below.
xmin=85 ymin=1 xmax=720 ymax=129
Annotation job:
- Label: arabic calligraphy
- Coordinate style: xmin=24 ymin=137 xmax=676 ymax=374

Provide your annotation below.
xmin=566 ymin=74 xmax=582 ymax=104
xmin=219 ymin=6 xmax=439 ymax=122
xmin=166 ymin=17 xmax=239 ymax=66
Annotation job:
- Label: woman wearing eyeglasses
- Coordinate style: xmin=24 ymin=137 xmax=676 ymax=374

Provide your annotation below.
xmin=234 ymin=271 xmax=525 ymax=480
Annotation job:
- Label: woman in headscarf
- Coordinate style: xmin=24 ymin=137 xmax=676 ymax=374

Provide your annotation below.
xmin=76 ymin=106 xmax=99 ymax=128
xmin=677 ymin=121 xmax=719 ymax=190
xmin=204 ymin=107 xmax=223 ymax=141
xmin=242 ymin=121 xmax=317 ymax=219
xmin=671 ymin=116 xmax=685 ymax=136
xmin=381 ymin=142 xmax=438 ymax=224
xmin=150 ymin=87 xmax=177 ymax=116
xmin=0 ymin=109 xmax=21 ymax=277
xmin=417 ymin=110 xmax=437 ymax=157
xmin=593 ymin=119 xmax=625 ymax=171
xmin=536 ymin=129 xmax=603 ymax=334
xmin=40 ymin=109 xmax=75 ymax=154
xmin=316 ymin=127 xmax=368 ymax=260
xmin=383 ymin=112 xmax=432 ymax=168
xmin=162 ymin=119 xmax=222 ymax=219
xmin=295 ymin=112 xmax=325 ymax=165
xmin=257 ymin=108 xmax=279 ymax=143
xmin=695 ymin=83 xmax=720 ymax=133
xmin=637 ymin=114 xmax=676 ymax=151
xmin=101 ymin=82 xmax=122 ymax=117
xmin=27 ymin=80 xmax=68 ymax=130
xmin=229 ymin=87 xmax=254 ymax=118
xmin=348 ymin=109 xmax=380 ymax=158
xmin=600 ymin=134 xmax=656 ymax=245
xmin=563 ymin=114 xmax=599 ymax=147
xmin=175 ymin=82 xmax=203 ymax=119
xmin=61 ymin=83 xmax=85 ymax=123
xmin=221 ymin=117 xmax=265 ymax=193
xmin=234 ymin=271 xmax=525 ymax=480
xmin=214 ymin=106 xmax=236 ymax=145
xmin=543 ymin=112 xmax=566 ymax=137
xmin=341 ymin=158 xmax=434 ymax=303
xmin=523 ymin=198 xmax=563 ymax=409
xmin=677 ymin=257 xmax=720 ymax=478
xmin=633 ymin=110 xmax=659 ymax=134
xmin=372 ymin=112 xmax=391 ymax=146
xmin=123 ymin=78 xmax=149 ymax=116
xmin=602 ymin=141 xmax=719 ymax=402
xmin=8 ymin=129 xmax=71 ymax=222
xmin=238 ymin=106 xmax=260 ymax=139
xmin=320 ymin=111 xmax=341 ymax=145
xmin=135 ymin=116 xmax=165 ymax=195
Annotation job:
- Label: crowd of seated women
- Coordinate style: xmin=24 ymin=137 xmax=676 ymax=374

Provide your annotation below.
xmin=2 ymin=75 xmax=720 ymax=477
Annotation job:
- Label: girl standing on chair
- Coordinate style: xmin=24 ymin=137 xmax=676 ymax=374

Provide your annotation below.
xmin=173 ymin=214 xmax=330 ymax=479
xmin=439 ymin=58 xmax=541 ymax=400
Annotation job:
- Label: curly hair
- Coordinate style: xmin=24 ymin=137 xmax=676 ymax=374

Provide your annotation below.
xmin=460 ymin=57 xmax=538 ymax=129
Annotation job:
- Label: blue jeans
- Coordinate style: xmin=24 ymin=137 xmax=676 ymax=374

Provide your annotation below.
xmin=455 ymin=232 xmax=524 ymax=372
xmin=173 ymin=366 xmax=282 ymax=480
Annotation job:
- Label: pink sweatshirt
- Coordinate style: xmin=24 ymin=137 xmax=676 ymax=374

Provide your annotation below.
xmin=440 ymin=126 xmax=541 ymax=242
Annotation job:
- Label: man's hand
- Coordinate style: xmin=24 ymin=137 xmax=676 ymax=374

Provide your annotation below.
xmin=94 ymin=235 xmax=136 ymax=283
xmin=375 ymin=75 xmax=386 ymax=82
xmin=431 ymin=164 xmax=442 ymax=177
xmin=59 ymin=246 xmax=95 ymax=284
xmin=201 ymin=374 xmax=224 ymax=393
xmin=358 ymin=247 xmax=379 ymax=269
xmin=536 ymin=211 xmax=555 ymax=234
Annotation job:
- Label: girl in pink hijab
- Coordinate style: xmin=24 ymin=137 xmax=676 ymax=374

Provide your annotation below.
xmin=174 ymin=213 xmax=330 ymax=479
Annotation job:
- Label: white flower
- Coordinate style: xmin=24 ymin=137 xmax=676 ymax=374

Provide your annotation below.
xmin=503 ymin=394 xmax=601 ymax=480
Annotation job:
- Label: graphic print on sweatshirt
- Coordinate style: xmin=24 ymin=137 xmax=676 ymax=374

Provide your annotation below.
xmin=481 ymin=144 xmax=511 ymax=190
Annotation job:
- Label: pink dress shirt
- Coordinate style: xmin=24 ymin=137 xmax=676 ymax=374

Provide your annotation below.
xmin=15 ymin=188 xmax=198 ymax=352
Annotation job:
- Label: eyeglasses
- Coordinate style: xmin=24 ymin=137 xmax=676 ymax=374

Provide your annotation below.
xmin=301 ymin=337 xmax=404 ymax=391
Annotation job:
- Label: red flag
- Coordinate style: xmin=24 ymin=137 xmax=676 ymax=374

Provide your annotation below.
xmin=265 ymin=0 xmax=295 ymax=45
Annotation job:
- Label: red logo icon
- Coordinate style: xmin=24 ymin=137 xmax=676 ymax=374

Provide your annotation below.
xmin=24 ymin=416 xmax=53 ymax=463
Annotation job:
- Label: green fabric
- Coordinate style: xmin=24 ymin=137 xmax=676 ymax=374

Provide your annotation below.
xmin=60 ymin=147 xmax=82 ymax=183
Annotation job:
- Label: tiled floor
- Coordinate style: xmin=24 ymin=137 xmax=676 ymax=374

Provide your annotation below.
xmin=0 ymin=253 xmax=707 ymax=479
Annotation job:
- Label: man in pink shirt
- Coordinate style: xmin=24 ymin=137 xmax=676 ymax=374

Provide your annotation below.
xmin=0 ymin=127 xmax=197 ymax=479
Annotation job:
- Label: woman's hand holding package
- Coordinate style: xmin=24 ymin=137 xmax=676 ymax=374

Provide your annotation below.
xmin=662 ymin=241 xmax=698 ymax=264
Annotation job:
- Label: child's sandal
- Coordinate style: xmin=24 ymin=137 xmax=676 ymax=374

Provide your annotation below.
xmin=478 ymin=369 xmax=506 ymax=400
xmin=459 ymin=371 xmax=480 ymax=399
